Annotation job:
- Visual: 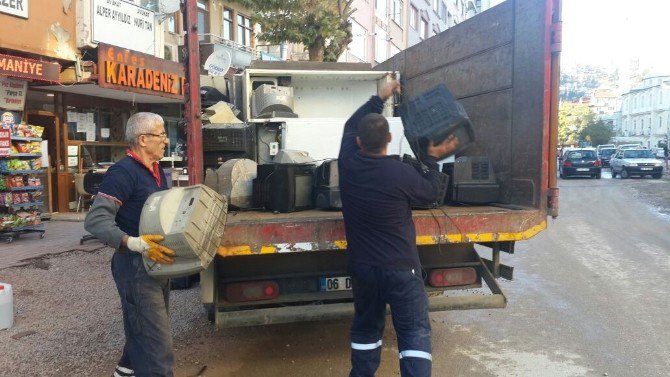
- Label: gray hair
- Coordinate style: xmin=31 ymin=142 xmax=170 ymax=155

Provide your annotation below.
xmin=125 ymin=112 xmax=164 ymax=147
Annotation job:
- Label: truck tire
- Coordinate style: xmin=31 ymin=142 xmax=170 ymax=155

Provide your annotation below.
xmin=620 ymin=168 xmax=629 ymax=179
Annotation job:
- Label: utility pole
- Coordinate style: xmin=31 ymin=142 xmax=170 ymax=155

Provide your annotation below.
xmin=182 ymin=0 xmax=203 ymax=184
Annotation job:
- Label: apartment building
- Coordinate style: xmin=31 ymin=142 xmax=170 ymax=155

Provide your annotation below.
xmin=619 ymin=75 xmax=670 ymax=148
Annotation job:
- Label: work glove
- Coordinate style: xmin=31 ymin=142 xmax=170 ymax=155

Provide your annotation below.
xmin=126 ymin=235 xmax=175 ymax=265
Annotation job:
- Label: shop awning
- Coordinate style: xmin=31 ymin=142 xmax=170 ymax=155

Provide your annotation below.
xmin=32 ymin=82 xmax=183 ymax=104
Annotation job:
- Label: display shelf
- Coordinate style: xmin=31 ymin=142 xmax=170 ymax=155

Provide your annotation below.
xmin=10 ymin=136 xmax=42 ymax=142
xmin=5 ymin=186 xmax=44 ymax=192
xmin=0 ymin=169 xmax=44 ymax=174
xmin=8 ymin=153 xmax=42 ymax=158
xmin=7 ymin=202 xmax=44 ymax=210
xmin=0 ymin=223 xmax=45 ymax=243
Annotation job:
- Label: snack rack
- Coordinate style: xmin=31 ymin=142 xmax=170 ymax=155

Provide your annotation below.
xmin=0 ymin=123 xmax=46 ymax=243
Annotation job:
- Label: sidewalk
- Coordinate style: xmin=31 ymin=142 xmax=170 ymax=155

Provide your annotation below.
xmin=0 ymin=211 xmax=108 ymax=269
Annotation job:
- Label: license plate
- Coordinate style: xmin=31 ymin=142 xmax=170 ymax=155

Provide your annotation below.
xmin=320 ymin=276 xmax=352 ymax=291
xmin=640 ymin=167 xmax=652 ymax=171
xmin=576 ymin=168 xmax=590 ymax=171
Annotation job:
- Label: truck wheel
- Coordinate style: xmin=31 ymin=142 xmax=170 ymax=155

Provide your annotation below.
xmin=620 ymin=168 xmax=629 ymax=179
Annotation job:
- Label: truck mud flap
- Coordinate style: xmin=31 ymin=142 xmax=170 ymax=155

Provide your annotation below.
xmin=427 ymin=254 xmax=508 ymax=312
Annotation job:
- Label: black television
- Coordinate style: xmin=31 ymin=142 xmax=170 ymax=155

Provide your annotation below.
xmin=254 ymin=164 xmax=315 ymax=213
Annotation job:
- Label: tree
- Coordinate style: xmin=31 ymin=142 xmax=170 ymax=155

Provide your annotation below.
xmin=558 ymin=102 xmax=596 ymax=145
xmin=580 ymin=120 xmax=614 ymax=147
xmin=233 ymin=0 xmax=355 ymax=62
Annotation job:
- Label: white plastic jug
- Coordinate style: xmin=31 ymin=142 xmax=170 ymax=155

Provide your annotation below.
xmin=0 ymin=283 xmax=14 ymax=330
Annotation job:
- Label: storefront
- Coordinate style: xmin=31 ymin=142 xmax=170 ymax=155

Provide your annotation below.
xmin=33 ymin=43 xmax=186 ymax=212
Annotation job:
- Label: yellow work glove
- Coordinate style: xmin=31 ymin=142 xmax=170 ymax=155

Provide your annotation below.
xmin=126 ymin=235 xmax=175 ymax=265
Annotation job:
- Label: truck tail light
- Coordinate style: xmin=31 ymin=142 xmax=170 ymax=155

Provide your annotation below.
xmin=225 ymin=281 xmax=279 ymax=302
xmin=594 ymin=160 xmax=602 ymax=167
xmin=429 ymin=267 xmax=477 ymax=287
xmin=563 ymin=160 xmax=572 ymax=167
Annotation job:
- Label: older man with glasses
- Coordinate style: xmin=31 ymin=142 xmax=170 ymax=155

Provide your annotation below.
xmin=85 ymin=112 xmax=176 ymax=377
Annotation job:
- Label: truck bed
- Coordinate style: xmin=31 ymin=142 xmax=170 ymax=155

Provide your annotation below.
xmin=218 ymin=205 xmax=546 ymax=256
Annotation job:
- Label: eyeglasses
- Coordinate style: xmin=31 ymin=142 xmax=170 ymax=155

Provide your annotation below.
xmin=141 ymin=132 xmax=168 ymax=140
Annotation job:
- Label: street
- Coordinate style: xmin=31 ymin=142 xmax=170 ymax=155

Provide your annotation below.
xmin=0 ymin=170 xmax=669 ymax=377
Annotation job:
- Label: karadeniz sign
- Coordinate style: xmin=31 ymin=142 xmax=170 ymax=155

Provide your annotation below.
xmin=0 ymin=0 xmax=28 ymax=19
xmin=92 ymin=0 xmax=156 ymax=54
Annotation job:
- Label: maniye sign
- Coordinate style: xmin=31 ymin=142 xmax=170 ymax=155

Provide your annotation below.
xmin=92 ymin=0 xmax=156 ymax=54
xmin=98 ymin=43 xmax=185 ymax=100
xmin=0 ymin=0 xmax=28 ymax=18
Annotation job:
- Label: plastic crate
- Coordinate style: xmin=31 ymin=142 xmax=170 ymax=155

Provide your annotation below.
xmin=202 ymin=123 xmax=256 ymax=154
xmin=399 ymin=85 xmax=474 ymax=157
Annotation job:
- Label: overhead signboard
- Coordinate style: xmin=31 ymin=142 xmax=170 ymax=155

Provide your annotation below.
xmin=0 ymin=76 xmax=28 ymax=111
xmin=0 ymin=0 xmax=28 ymax=18
xmin=0 ymin=53 xmax=60 ymax=83
xmin=92 ymin=0 xmax=156 ymax=54
xmin=98 ymin=43 xmax=185 ymax=100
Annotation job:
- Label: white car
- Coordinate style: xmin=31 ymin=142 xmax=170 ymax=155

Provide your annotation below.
xmin=610 ymin=149 xmax=664 ymax=179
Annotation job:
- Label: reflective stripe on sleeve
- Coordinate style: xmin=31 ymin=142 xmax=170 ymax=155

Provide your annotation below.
xmin=351 ymin=340 xmax=382 ymax=350
xmin=399 ymin=350 xmax=432 ymax=361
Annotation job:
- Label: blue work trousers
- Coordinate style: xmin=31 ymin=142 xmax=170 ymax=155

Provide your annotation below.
xmin=349 ymin=265 xmax=432 ymax=377
xmin=112 ymin=251 xmax=174 ymax=377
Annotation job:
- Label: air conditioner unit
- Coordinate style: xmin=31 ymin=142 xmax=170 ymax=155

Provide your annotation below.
xmin=164 ymin=43 xmax=179 ymax=62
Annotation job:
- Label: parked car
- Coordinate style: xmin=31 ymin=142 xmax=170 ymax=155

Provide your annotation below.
xmin=596 ymin=144 xmax=615 ymax=155
xmin=616 ymin=143 xmax=643 ymax=150
xmin=598 ymin=148 xmax=617 ymax=167
xmin=650 ymin=147 xmax=666 ymax=159
xmin=559 ymin=148 xmax=602 ymax=179
xmin=610 ymin=149 xmax=664 ymax=179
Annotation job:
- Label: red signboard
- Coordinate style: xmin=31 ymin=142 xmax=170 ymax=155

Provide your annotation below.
xmin=0 ymin=128 xmax=11 ymax=157
xmin=0 ymin=54 xmax=61 ymax=83
xmin=98 ymin=43 xmax=185 ymax=100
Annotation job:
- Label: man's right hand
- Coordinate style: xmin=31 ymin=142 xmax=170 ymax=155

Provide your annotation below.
xmin=126 ymin=235 xmax=175 ymax=265
xmin=378 ymin=79 xmax=401 ymax=102
xmin=427 ymin=135 xmax=460 ymax=159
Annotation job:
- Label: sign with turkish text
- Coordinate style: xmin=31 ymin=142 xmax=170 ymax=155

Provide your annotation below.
xmin=0 ymin=76 xmax=28 ymax=111
xmin=92 ymin=0 xmax=156 ymax=54
xmin=0 ymin=53 xmax=60 ymax=83
xmin=98 ymin=43 xmax=185 ymax=100
xmin=0 ymin=0 xmax=28 ymax=18
xmin=0 ymin=128 xmax=10 ymax=157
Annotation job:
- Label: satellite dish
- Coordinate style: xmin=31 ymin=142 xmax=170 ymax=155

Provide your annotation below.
xmin=204 ymin=49 xmax=232 ymax=77
xmin=155 ymin=0 xmax=181 ymax=23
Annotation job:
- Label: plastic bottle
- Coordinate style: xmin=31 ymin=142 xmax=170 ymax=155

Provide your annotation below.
xmin=0 ymin=283 xmax=14 ymax=330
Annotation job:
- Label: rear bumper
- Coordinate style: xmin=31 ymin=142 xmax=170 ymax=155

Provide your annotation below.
xmin=563 ymin=167 xmax=601 ymax=176
xmin=215 ymin=294 xmax=507 ymax=327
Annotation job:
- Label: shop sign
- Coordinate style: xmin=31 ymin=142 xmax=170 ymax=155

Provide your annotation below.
xmin=0 ymin=76 xmax=28 ymax=111
xmin=0 ymin=0 xmax=28 ymax=19
xmin=0 ymin=53 xmax=61 ymax=83
xmin=92 ymin=0 xmax=156 ymax=54
xmin=98 ymin=43 xmax=185 ymax=100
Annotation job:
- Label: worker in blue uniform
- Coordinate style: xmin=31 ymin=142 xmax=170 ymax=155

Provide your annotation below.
xmin=85 ymin=112 xmax=176 ymax=377
xmin=339 ymin=79 xmax=459 ymax=377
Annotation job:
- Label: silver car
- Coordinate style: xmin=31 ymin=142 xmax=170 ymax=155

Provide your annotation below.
xmin=610 ymin=149 xmax=664 ymax=179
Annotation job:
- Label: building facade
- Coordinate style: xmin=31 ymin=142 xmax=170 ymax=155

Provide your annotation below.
xmin=619 ymin=75 xmax=670 ymax=148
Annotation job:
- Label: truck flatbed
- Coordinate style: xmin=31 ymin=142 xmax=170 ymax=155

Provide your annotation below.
xmin=219 ymin=205 xmax=546 ymax=256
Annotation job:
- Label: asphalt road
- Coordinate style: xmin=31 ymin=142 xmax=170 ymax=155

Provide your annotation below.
xmin=173 ymin=170 xmax=670 ymax=377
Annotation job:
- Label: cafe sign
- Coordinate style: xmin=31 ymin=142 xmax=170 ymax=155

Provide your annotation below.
xmin=0 ymin=0 xmax=28 ymax=18
xmin=98 ymin=43 xmax=185 ymax=100
xmin=0 ymin=53 xmax=60 ymax=83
